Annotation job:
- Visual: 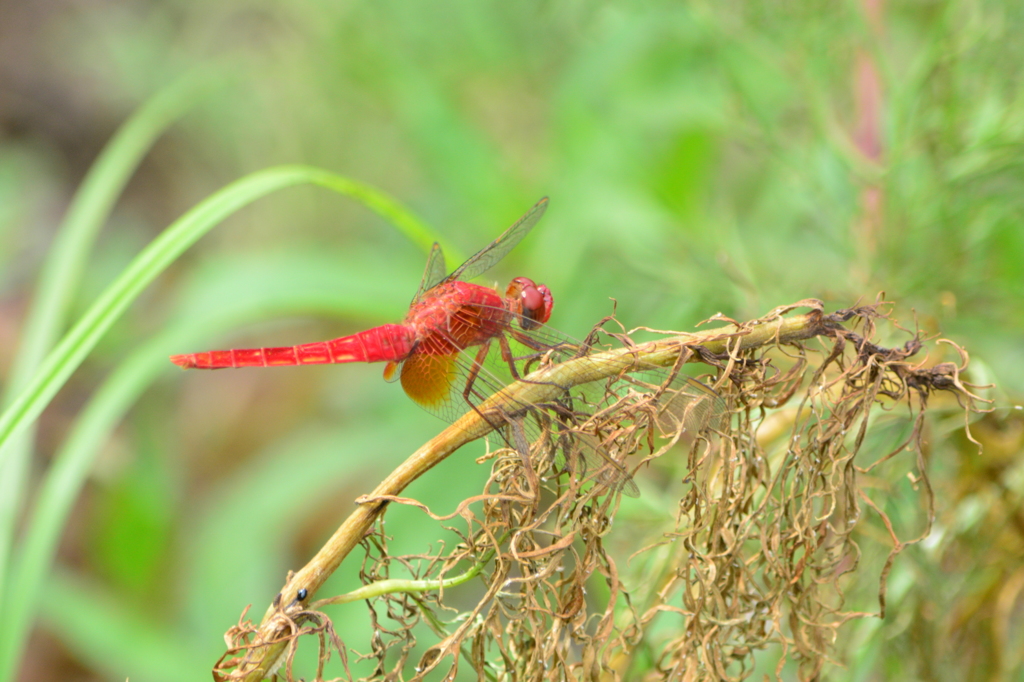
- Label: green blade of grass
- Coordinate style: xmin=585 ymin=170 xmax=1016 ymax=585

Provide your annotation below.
xmin=1 ymin=72 xmax=218 ymax=404
xmin=0 ymin=73 xmax=216 ymax=627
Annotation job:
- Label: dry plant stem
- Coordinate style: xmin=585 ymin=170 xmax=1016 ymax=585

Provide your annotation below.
xmin=231 ymin=302 xmax=836 ymax=681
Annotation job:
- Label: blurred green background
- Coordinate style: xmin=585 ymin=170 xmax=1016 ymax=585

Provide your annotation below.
xmin=1 ymin=1 xmax=1022 ymax=680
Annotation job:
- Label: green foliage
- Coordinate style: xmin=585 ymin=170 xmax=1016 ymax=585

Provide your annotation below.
xmin=0 ymin=1 xmax=1020 ymax=680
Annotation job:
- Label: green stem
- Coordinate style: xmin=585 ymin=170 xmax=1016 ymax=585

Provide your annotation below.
xmin=314 ymin=548 xmax=495 ymax=607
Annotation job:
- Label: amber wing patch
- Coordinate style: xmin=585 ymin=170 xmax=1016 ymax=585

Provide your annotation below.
xmin=399 ymin=352 xmax=458 ymax=408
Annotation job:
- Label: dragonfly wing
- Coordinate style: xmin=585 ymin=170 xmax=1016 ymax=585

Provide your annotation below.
xmin=399 ymin=351 xmax=460 ymax=410
xmin=553 ymin=429 xmax=640 ymax=498
xmin=445 ymin=197 xmax=549 ymax=284
xmin=411 ymin=242 xmax=448 ymax=305
xmin=654 ymin=377 xmax=727 ymax=435
xmin=395 ymin=302 xmax=724 ymax=498
xmin=456 ymin=307 xmax=726 ymax=494
xmin=401 ymin=308 xmax=641 ymax=496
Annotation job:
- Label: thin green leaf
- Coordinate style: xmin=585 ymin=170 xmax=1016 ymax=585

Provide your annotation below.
xmin=0 ymin=73 xmax=217 ymax=680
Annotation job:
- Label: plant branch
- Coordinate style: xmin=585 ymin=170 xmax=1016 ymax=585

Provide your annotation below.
xmin=226 ymin=299 xmax=848 ymax=681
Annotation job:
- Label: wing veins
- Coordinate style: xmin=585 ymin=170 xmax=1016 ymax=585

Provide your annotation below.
xmin=445 ymin=197 xmax=549 ymax=284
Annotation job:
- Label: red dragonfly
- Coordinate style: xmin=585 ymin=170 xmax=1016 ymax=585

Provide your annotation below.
xmin=172 ymin=199 xmax=721 ymax=496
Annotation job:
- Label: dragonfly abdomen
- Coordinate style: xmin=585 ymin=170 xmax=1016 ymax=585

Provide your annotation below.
xmin=170 ymin=324 xmax=416 ymax=369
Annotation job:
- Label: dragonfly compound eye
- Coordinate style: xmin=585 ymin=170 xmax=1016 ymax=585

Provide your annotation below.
xmin=513 ymin=278 xmax=553 ymax=329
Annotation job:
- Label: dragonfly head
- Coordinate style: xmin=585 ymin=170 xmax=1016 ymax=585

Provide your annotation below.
xmin=507 ymin=276 xmax=553 ymax=330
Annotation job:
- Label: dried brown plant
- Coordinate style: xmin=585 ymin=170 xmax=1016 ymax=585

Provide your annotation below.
xmin=213 ymin=299 xmax=988 ymax=682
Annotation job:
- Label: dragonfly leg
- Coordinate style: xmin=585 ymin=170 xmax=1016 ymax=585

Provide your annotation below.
xmin=508 ymin=327 xmax=580 ymax=356
xmin=462 ymin=340 xmax=494 ymax=406
xmin=497 ymin=334 xmax=525 ymax=381
xmin=461 ymin=338 xmax=546 ymax=498
xmin=459 ymin=341 xmax=516 ymax=440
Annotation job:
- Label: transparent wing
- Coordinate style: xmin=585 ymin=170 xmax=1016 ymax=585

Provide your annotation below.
xmin=393 ymin=304 xmax=725 ymax=498
xmin=445 ymin=197 xmax=549 ymax=285
xmin=411 ymin=242 xmax=448 ymax=305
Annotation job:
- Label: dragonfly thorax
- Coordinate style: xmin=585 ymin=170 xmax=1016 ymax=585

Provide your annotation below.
xmin=406 ymin=281 xmax=509 ymax=354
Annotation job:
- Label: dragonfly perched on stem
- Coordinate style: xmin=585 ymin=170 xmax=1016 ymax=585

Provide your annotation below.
xmin=171 ymin=198 xmax=723 ymax=496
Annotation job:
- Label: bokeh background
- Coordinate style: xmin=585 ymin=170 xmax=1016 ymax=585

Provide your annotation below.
xmin=1 ymin=1 xmax=1022 ymax=680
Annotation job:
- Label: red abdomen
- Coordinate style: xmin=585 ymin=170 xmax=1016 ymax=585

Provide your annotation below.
xmin=170 ymin=323 xmax=416 ymax=369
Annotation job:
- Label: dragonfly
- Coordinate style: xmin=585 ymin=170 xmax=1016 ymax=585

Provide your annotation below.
xmin=171 ymin=198 xmax=722 ymax=497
